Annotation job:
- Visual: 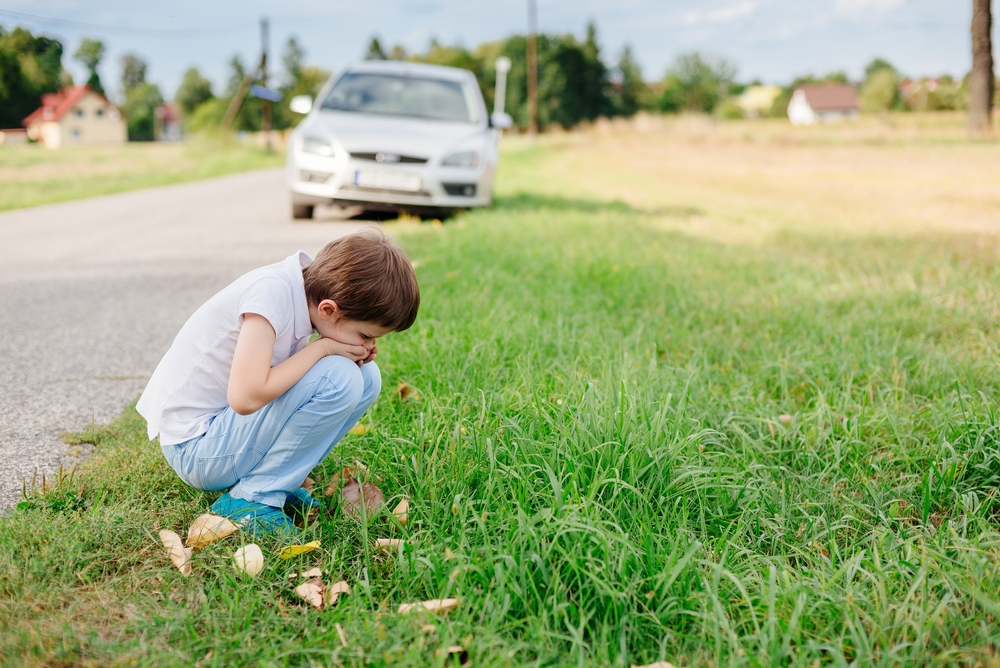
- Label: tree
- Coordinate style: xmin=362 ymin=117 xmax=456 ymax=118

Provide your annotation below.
xmin=120 ymin=52 xmax=147 ymax=93
xmin=282 ymin=36 xmax=305 ymax=86
xmin=860 ymin=69 xmax=897 ymax=112
xmin=73 ymin=37 xmax=105 ymax=94
xmin=612 ymin=44 xmax=652 ymax=116
xmin=364 ymin=37 xmax=387 ymax=60
xmin=119 ymin=53 xmax=162 ymax=140
xmin=274 ymin=37 xmax=330 ymax=130
xmin=968 ymin=0 xmax=993 ymax=133
xmin=657 ymin=52 xmax=736 ymax=114
xmin=864 ymin=57 xmax=897 ymax=80
xmin=0 ymin=25 xmax=65 ymax=128
xmin=175 ymin=67 xmax=213 ymax=116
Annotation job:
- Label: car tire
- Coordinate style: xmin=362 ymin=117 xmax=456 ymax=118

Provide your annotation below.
xmin=292 ymin=204 xmax=314 ymax=220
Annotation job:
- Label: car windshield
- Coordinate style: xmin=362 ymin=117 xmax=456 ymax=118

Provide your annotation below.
xmin=321 ymin=72 xmax=479 ymax=123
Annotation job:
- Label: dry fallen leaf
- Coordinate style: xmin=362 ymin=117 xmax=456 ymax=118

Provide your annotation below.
xmin=392 ymin=498 xmax=409 ymax=524
xmin=630 ymin=663 xmax=678 ymax=668
xmin=396 ymin=382 xmax=419 ymax=401
xmin=159 ymin=529 xmax=193 ymax=576
xmin=348 ymin=424 xmax=370 ymax=436
xmin=295 ymin=576 xmax=325 ymax=609
xmin=374 ymin=538 xmax=404 ymax=553
xmin=335 ymin=622 xmax=349 ymax=647
xmin=288 ymin=567 xmax=323 ymax=579
xmin=326 ymin=580 xmax=350 ymax=606
xmin=398 ymin=597 xmax=461 ymax=615
xmin=341 ymin=478 xmax=384 ymax=519
xmin=778 ymin=414 xmax=792 ymax=426
xmin=278 ymin=540 xmax=321 ymax=560
xmin=420 ymin=624 xmax=437 ymax=634
xmin=323 ymin=462 xmax=370 ymax=496
xmin=233 ymin=544 xmax=264 ymax=576
xmin=435 ymin=645 xmax=469 ymax=665
xmin=301 ymin=476 xmax=315 ymax=492
xmin=186 ymin=514 xmax=238 ymax=549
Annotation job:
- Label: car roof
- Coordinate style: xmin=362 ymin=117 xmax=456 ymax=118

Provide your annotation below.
xmin=341 ymin=60 xmax=474 ymax=83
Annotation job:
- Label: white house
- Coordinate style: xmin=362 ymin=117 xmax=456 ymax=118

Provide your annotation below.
xmin=23 ymin=84 xmax=126 ymax=149
xmin=787 ymin=84 xmax=859 ymax=126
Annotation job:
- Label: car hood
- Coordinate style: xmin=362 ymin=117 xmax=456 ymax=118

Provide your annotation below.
xmin=307 ymin=110 xmax=485 ymax=158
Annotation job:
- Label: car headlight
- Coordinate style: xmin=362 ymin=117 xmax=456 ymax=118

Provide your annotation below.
xmin=302 ymin=136 xmax=335 ymax=157
xmin=441 ymin=151 xmax=480 ymax=169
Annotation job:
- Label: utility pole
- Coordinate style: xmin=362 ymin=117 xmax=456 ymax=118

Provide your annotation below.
xmin=526 ymin=0 xmax=538 ymax=136
xmin=969 ymin=0 xmax=993 ymax=135
xmin=260 ymin=17 xmax=272 ymax=150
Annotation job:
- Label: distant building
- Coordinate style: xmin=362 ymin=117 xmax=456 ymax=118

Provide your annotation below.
xmin=155 ymin=102 xmax=183 ymax=142
xmin=0 ymin=128 xmax=28 ymax=146
xmin=22 ymin=85 xmax=126 ymax=149
xmin=737 ymin=85 xmax=782 ymax=118
xmin=787 ymin=84 xmax=859 ymax=126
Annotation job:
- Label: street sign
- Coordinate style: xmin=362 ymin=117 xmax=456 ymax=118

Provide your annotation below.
xmin=249 ymin=85 xmax=283 ymax=102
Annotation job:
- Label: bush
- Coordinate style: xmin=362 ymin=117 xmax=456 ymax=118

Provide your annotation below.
xmin=860 ymin=69 xmax=897 ymax=113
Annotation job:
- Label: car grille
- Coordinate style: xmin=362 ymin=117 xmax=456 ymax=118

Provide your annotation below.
xmin=350 ymin=152 xmax=428 ymax=164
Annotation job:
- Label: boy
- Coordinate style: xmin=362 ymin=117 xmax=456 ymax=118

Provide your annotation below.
xmin=137 ymin=230 xmax=419 ymax=536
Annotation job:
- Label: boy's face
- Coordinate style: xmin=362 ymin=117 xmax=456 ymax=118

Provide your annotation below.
xmin=311 ymin=299 xmax=392 ymax=351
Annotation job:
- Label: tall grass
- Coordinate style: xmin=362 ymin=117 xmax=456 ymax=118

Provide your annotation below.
xmin=2 ymin=141 xmax=1000 ymax=666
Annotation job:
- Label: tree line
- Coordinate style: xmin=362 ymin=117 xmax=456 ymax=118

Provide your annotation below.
xmin=0 ymin=20 xmax=991 ymax=141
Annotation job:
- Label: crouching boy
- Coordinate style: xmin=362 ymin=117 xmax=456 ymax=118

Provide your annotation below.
xmin=137 ymin=230 xmax=419 ymax=536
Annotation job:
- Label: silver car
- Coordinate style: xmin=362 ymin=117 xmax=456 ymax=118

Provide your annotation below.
xmin=286 ymin=60 xmax=511 ymax=219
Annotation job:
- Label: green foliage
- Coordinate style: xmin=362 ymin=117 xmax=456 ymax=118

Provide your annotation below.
xmin=174 ymin=66 xmax=213 ymax=116
xmin=0 ymin=24 xmax=65 ymax=128
xmin=124 ymin=84 xmax=164 ymax=142
xmin=365 ymin=36 xmax=388 ymax=60
xmin=860 ymin=68 xmax=898 ymax=113
xmin=273 ymin=37 xmax=330 ymax=130
xmin=864 ymin=57 xmax=898 ymax=80
xmin=73 ymin=37 xmax=104 ymax=94
xmin=657 ymin=52 xmax=736 ymax=114
xmin=612 ymin=45 xmax=653 ymax=116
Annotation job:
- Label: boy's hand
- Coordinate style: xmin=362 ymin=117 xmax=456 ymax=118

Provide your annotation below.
xmin=312 ymin=336 xmax=368 ymax=363
xmin=360 ymin=345 xmax=377 ymax=366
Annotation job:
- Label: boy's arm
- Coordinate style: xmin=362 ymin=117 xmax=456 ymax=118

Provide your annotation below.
xmin=227 ymin=313 xmax=368 ymax=415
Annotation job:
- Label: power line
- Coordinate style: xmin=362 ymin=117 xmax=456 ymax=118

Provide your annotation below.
xmin=0 ymin=8 xmax=255 ymax=37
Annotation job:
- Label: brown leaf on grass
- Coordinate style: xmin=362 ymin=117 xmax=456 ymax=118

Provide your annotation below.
xmin=392 ymin=498 xmax=409 ymax=524
xmin=185 ymin=514 xmax=238 ymax=549
xmin=630 ymin=663 xmax=678 ymax=668
xmin=288 ymin=567 xmax=323 ymax=579
xmin=374 ymin=538 xmax=404 ymax=553
xmin=301 ymin=476 xmax=315 ymax=492
xmin=323 ymin=462 xmax=370 ymax=496
xmin=233 ymin=544 xmax=264 ymax=576
xmin=435 ymin=645 xmax=470 ymax=665
xmin=397 ymin=597 xmax=461 ymax=615
xmin=295 ymin=577 xmax=325 ymax=609
xmin=326 ymin=580 xmax=350 ymax=606
xmin=159 ymin=529 xmax=192 ymax=576
xmin=396 ymin=382 xmax=419 ymax=401
xmin=778 ymin=414 xmax=792 ymax=426
xmin=341 ymin=478 xmax=384 ymax=519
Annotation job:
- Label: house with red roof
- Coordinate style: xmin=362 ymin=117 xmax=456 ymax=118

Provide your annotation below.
xmin=787 ymin=84 xmax=860 ymax=126
xmin=22 ymin=85 xmax=126 ymax=148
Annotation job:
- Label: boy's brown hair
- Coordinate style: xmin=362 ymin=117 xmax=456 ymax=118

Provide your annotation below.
xmin=303 ymin=229 xmax=420 ymax=331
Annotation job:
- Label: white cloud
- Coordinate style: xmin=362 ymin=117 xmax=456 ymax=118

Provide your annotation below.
xmin=834 ymin=0 xmax=905 ymax=18
xmin=683 ymin=1 xmax=756 ymax=26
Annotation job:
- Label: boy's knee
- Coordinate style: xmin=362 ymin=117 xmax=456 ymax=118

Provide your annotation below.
xmin=311 ymin=356 xmax=365 ymax=406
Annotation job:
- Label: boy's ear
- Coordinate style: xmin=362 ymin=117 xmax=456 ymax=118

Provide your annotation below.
xmin=317 ymin=299 xmax=340 ymax=319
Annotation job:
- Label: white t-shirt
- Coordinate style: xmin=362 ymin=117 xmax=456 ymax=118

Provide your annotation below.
xmin=137 ymin=251 xmax=315 ymax=445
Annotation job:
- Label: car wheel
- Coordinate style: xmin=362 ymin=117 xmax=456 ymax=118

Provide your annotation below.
xmin=292 ymin=204 xmax=314 ymax=220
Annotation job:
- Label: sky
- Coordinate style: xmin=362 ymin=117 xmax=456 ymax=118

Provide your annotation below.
xmin=0 ymin=0 xmax=977 ymax=101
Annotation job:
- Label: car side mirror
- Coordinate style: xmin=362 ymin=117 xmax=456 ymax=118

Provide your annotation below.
xmin=490 ymin=112 xmax=513 ymax=130
xmin=290 ymin=95 xmax=313 ymax=115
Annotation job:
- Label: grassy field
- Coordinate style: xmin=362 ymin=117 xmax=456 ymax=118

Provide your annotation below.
xmin=4 ymin=113 xmax=1000 ymax=666
xmin=0 ymin=135 xmax=284 ymax=212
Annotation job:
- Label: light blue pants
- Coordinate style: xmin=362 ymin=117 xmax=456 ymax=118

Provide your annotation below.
xmin=161 ymin=356 xmax=380 ymax=508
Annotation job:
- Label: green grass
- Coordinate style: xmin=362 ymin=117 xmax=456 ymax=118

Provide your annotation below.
xmin=0 ymin=134 xmax=284 ymax=212
xmin=4 ymin=137 xmax=1000 ymax=667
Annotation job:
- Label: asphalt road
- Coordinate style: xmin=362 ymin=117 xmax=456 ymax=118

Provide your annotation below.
xmin=0 ymin=168 xmax=372 ymax=510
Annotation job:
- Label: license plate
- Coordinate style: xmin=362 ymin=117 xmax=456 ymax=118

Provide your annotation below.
xmin=354 ymin=169 xmax=421 ymax=192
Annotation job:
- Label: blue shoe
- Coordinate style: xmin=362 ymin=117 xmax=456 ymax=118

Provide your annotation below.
xmin=211 ymin=491 xmax=297 ymax=538
xmin=283 ymin=487 xmax=321 ymax=526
